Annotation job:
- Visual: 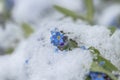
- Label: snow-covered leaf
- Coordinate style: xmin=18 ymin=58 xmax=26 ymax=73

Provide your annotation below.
xmin=89 ymin=46 xmax=100 ymax=55
xmin=90 ymin=62 xmax=118 ymax=80
xmin=108 ymin=27 xmax=116 ymax=36
xmin=89 ymin=47 xmax=118 ymax=72
xmin=97 ymin=55 xmax=118 ymax=72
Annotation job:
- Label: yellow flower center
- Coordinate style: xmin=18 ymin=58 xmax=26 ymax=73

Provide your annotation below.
xmin=57 ymin=36 xmax=61 ymax=40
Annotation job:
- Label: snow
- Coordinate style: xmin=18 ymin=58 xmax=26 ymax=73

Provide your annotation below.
xmin=0 ymin=0 xmax=120 ymax=80
xmin=12 ymin=0 xmax=53 ymax=23
xmin=0 ymin=19 xmax=120 ymax=80
xmin=0 ymin=41 xmax=28 ymax=80
xmin=0 ymin=21 xmax=24 ymax=49
xmin=12 ymin=0 xmax=84 ymax=24
xmin=24 ymin=20 xmax=93 ymax=80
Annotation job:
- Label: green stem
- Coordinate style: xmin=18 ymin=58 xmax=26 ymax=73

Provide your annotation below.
xmin=54 ymin=5 xmax=87 ymax=21
xmin=84 ymin=0 xmax=94 ymax=24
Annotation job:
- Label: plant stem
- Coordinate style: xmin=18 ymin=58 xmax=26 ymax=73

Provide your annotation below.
xmin=84 ymin=0 xmax=94 ymax=24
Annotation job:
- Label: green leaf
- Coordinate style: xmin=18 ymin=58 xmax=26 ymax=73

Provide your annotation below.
xmin=91 ymin=62 xmax=118 ymax=80
xmin=54 ymin=5 xmax=86 ymax=21
xmin=108 ymin=27 xmax=116 ymax=36
xmin=68 ymin=39 xmax=78 ymax=48
xmin=22 ymin=23 xmax=34 ymax=38
xmin=54 ymin=4 xmax=94 ymax=24
xmin=88 ymin=46 xmax=100 ymax=55
xmin=97 ymin=56 xmax=118 ymax=72
xmin=89 ymin=47 xmax=118 ymax=72
xmin=84 ymin=0 xmax=94 ymax=24
xmin=89 ymin=47 xmax=118 ymax=75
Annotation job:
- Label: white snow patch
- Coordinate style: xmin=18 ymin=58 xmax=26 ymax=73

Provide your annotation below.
xmin=0 ymin=21 xmax=24 ymax=49
xmin=0 ymin=20 xmax=120 ymax=80
xmin=98 ymin=4 xmax=120 ymax=26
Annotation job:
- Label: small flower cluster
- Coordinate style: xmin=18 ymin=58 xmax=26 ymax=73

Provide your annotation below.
xmin=50 ymin=28 xmax=78 ymax=51
xmin=88 ymin=71 xmax=112 ymax=80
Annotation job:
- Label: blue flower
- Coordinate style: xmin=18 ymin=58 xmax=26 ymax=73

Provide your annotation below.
xmin=90 ymin=72 xmax=105 ymax=80
xmin=89 ymin=72 xmax=111 ymax=80
xmin=50 ymin=29 xmax=65 ymax=46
